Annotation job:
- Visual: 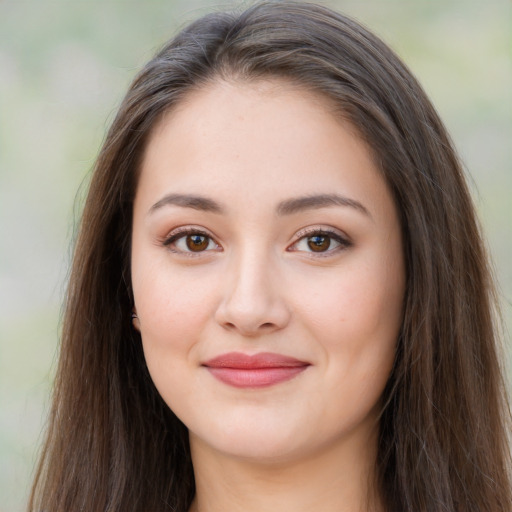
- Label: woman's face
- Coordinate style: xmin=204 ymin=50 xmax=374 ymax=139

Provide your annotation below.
xmin=131 ymin=80 xmax=405 ymax=463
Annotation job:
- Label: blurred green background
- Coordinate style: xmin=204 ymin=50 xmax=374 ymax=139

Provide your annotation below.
xmin=1 ymin=1 xmax=510 ymax=510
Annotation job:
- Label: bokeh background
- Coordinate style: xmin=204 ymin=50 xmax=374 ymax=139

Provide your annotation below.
xmin=1 ymin=0 xmax=510 ymax=510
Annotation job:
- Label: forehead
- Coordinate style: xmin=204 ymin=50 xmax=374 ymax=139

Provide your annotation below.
xmin=136 ymin=79 xmax=392 ymax=220
xmin=145 ymin=78 xmax=362 ymax=163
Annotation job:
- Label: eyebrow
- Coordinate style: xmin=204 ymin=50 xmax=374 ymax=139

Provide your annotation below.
xmin=276 ymin=193 xmax=371 ymax=218
xmin=149 ymin=192 xmax=371 ymax=219
xmin=150 ymin=193 xmax=224 ymax=214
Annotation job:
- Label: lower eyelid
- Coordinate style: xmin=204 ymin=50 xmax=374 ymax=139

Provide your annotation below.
xmin=163 ymin=230 xmax=222 ymax=255
xmin=290 ymin=230 xmax=350 ymax=250
xmin=295 ymin=238 xmax=342 ymax=253
xmin=161 ymin=228 xmax=349 ymax=255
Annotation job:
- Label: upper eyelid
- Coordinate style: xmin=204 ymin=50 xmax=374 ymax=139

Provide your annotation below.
xmin=163 ymin=226 xmax=218 ymax=243
xmin=287 ymin=227 xmax=352 ymax=253
xmin=161 ymin=229 xmax=222 ymax=256
xmin=160 ymin=225 xmax=350 ymax=248
xmin=293 ymin=225 xmax=350 ymax=241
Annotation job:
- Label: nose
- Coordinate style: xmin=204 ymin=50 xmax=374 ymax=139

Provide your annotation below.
xmin=214 ymin=250 xmax=291 ymax=337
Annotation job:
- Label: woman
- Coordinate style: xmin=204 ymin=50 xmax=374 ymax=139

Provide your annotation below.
xmin=28 ymin=2 xmax=511 ymax=511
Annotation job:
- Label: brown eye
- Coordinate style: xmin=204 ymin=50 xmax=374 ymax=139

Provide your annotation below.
xmin=164 ymin=229 xmax=220 ymax=255
xmin=289 ymin=230 xmax=347 ymax=256
xmin=307 ymin=235 xmax=331 ymax=252
xmin=186 ymin=234 xmax=210 ymax=252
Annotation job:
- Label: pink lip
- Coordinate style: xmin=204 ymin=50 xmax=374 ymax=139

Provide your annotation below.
xmin=202 ymin=352 xmax=310 ymax=388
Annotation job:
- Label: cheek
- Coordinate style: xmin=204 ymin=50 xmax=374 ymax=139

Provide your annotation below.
xmin=132 ymin=263 xmax=219 ymax=410
xmin=299 ymin=264 xmax=402 ymax=343
xmin=131 ymin=253 xmax=219 ymax=356
xmin=292 ymin=250 xmax=404 ymax=382
xmin=305 ymin=259 xmax=403 ymax=417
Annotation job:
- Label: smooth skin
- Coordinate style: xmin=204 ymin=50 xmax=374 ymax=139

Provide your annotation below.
xmin=131 ymin=80 xmax=405 ymax=512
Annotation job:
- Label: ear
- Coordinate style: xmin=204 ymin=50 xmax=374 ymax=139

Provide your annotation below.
xmin=131 ymin=309 xmax=141 ymax=331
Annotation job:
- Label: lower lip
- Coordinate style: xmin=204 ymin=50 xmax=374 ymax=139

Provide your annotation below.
xmin=206 ymin=366 xmax=308 ymax=388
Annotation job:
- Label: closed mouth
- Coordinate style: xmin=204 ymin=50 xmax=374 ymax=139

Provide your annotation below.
xmin=202 ymin=352 xmax=310 ymax=388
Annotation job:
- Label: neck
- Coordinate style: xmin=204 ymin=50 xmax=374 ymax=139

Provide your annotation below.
xmin=188 ymin=429 xmax=383 ymax=512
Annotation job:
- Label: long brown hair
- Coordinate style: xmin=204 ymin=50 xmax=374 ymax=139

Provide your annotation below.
xmin=29 ymin=2 xmax=511 ymax=511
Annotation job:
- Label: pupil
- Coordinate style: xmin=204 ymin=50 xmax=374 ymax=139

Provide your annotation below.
xmin=308 ymin=235 xmax=330 ymax=252
xmin=186 ymin=234 xmax=208 ymax=251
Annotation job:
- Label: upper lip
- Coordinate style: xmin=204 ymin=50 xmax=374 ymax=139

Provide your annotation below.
xmin=202 ymin=352 xmax=310 ymax=369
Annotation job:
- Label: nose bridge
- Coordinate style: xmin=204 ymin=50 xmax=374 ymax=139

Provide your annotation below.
xmin=231 ymin=244 xmax=272 ymax=305
xmin=216 ymin=241 xmax=289 ymax=335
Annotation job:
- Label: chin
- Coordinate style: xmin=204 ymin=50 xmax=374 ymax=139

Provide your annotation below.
xmin=190 ymin=420 xmax=308 ymax=463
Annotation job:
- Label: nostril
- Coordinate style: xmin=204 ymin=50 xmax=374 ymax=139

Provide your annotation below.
xmin=215 ymin=295 xmax=291 ymax=335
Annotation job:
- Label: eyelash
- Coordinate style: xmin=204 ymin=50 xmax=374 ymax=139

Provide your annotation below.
xmin=162 ymin=227 xmax=220 ymax=256
xmin=162 ymin=227 xmax=351 ymax=257
xmin=288 ymin=227 xmax=352 ymax=257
